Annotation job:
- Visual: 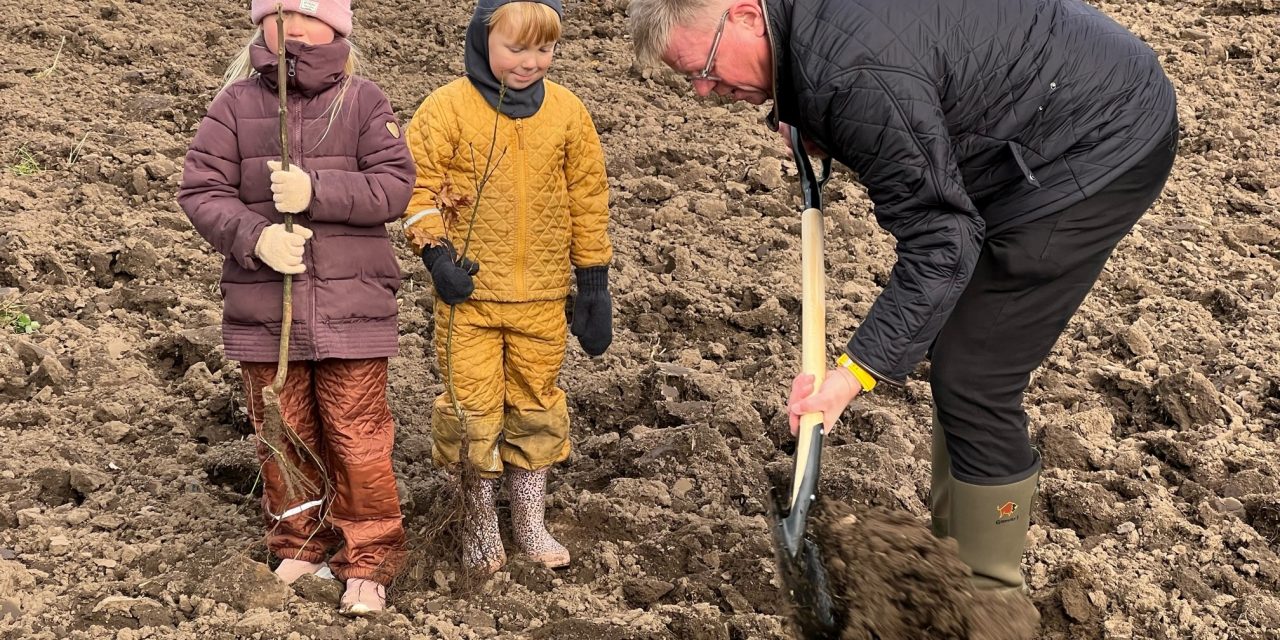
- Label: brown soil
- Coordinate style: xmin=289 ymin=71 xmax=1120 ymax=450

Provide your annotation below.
xmin=2 ymin=0 xmax=1279 ymax=638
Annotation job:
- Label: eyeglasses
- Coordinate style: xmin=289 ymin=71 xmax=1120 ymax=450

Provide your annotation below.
xmin=688 ymin=10 xmax=730 ymax=84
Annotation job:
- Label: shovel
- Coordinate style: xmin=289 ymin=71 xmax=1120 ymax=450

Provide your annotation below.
xmin=768 ymin=125 xmax=840 ymax=638
xmin=259 ymin=4 xmax=320 ymax=501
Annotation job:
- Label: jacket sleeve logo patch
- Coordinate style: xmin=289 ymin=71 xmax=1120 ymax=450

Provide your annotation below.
xmin=386 ymin=121 xmax=401 ymax=139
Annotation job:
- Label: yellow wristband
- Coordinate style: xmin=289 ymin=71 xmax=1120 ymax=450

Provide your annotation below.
xmin=837 ymin=353 xmax=877 ymax=392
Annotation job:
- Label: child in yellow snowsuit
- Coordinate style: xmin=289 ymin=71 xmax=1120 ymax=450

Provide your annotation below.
xmin=402 ymin=0 xmax=611 ymax=572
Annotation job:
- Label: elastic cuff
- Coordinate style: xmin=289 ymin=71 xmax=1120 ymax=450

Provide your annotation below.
xmin=500 ymin=441 xmax=571 ymax=472
xmin=575 ymin=265 xmax=609 ymax=290
xmin=274 ymin=547 xmax=327 ymax=564
xmin=303 ymin=168 xmax=320 ymax=216
xmin=403 ymin=208 xmax=441 ymax=229
xmin=422 ymin=243 xmax=451 ymax=267
xmin=334 ymin=566 xmax=396 ymax=586
xmin=237 ymin=221 xmax=272 ymax=271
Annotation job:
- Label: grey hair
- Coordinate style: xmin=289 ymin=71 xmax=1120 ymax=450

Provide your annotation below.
xmin=626 ymin=0 xmax=722 ymax=66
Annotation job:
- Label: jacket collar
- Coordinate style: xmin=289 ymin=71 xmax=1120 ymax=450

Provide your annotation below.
xmin=250 ymin=36 xmax=350 ymax=97
xmin=762 ymin=0 xmax=800 ymax=131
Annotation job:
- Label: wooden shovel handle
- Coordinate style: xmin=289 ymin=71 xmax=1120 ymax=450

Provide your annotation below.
xmin=789 ymin=205 xmax=826 ymax=508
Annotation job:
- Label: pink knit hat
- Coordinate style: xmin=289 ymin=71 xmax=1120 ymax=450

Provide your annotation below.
xmin=251 ymin=0 xmax=352 ymax=37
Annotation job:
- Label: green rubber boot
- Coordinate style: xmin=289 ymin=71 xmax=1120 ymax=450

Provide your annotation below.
xmin=930 ymin=415 xmax=952 ymax=539
xmin=949 ymin=455 xmax=1041 ymax=591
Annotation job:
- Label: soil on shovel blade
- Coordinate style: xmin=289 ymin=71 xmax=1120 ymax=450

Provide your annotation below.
xmin=811 ymin=499 xmax=1040 ymax=640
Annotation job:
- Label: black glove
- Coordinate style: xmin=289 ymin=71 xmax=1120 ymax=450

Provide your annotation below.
xmin=571 ymin=266 xmax=612 ymax=356
xmin=422 ymin=240 xmax=480 ymax=305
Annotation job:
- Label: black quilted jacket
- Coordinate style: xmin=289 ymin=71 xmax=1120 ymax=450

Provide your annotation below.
xmin=765 ymin=0 xmax=1177 ymax=385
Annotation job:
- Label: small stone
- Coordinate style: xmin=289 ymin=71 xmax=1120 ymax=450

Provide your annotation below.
xmin=13 ymin=339 xmax=54 ymax=367
xmin=693 ymin=197 xmax=728 ymax=220
xmin=622 ymin=578 xmax=674 ymax=608
xmin=672 ymin=478 xmax=694 ymax=499
xmin=92 ymin=595 xmax=151 ymax=629
xmin=90 ymin=514 xmax=125 ymax=531
xmin=33 ymin=467 xmax=75 ymax=506
xmin=0 ymin=558 xmax=36 ymax=594
xmin=16 ymin=508 xmax=49 ymax=528
xmin=1156 ymin=370 xmax=1222 ymax=430
xmin=131 ymin=165 xmax=151 ymax=195
xmin=626 ymin=176 xmax=678 ymax=202
xmin=1059 ymin=580 xmax=1094 ymax=622
xmin=48 ymin=535 xmax=71 ymax=555
xmin=718 ymin=584 xmax=754 ymax=614
xmin=1103 ymin=617 xmax=1134 ymax=639
xmin=293 ymin=573 xmax=342 ymax=604
xmin=1116 ymin=522 xmax=1136 ymax=535
xmin=459 ymin=610 xmax=497 ymax=629
xmin=30 ymin=356 xmax=69 ymax=392
xmin=203 ymin=556 xmax=291 ymax=612
xmin=1215 ymin=497 xmax=1245 ymax=516
xmin=114 ymin=241 xmax=159 ymax=278
xmin=234 ymin=610 xmax=279 ymax=635
xmin=1119 ymin=321 xmax=1155 ymax=357
xmin=100 ymin=421 xmax=134 ymax=444
xmin=145 ymin=157 xmax=178 ymax=180
xmin=131 ymin=598 xmax=173 ymax=627
xmin=751 ymin=157 xmax=785 ymax=191
xmin=95 ymin=402 xmax=129 ymax=423
xmin=69 ymin=466 xmax=109 ymax=496
xmin=0 ymin=598 xmax=20 ymax=621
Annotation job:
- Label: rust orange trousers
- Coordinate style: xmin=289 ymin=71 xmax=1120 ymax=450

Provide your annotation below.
xmin=241 ymin=358 xmax=404 ymax=585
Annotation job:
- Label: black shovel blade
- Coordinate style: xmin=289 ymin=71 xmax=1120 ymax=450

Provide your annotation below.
xmin=768 ymin=430 xmax=842 ymax=639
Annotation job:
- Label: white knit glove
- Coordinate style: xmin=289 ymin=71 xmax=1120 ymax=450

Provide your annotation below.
xmin=267 ymin=160 xmax=313 ymax=214
xmin=254 ymin=224 xmax=313 ymax=274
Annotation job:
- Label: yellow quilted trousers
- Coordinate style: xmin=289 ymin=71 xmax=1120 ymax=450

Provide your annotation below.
xmin=431 ymin=299 xmax=570 ymax=477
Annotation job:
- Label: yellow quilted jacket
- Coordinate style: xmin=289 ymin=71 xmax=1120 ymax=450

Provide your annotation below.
xmin=403 ymin=78 xmax=612 ymax=302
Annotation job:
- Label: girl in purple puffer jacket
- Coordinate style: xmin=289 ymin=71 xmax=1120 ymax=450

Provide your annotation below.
xmin=177 ymin=0 xmax=413 ymax=616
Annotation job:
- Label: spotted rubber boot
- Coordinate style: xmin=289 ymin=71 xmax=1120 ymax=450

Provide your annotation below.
xmin=463 ymin=478 xmax=506 ymax=574
xmin=507 ymin=467 xmax=570 ymax=569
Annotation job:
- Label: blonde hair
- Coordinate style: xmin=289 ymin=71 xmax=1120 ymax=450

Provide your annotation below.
xmin=488 ymin=2 xmax=562 ymax=46
xmin=626 ymin=0 xmax=720 ymax=65
xmin=220 ymin=28 xmax=359 ymax=150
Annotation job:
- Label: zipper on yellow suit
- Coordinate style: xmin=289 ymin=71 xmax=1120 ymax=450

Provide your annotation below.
xmin=514 ymin=118 xmax=528 ymax=298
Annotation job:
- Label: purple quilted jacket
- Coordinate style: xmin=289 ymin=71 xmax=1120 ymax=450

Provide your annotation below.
xmin=178 ymin=38 xmax=414 ymax=362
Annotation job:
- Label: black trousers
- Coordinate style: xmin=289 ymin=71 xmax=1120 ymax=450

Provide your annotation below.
xmin=931 ymin=125 xmax=1178 ymax=482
